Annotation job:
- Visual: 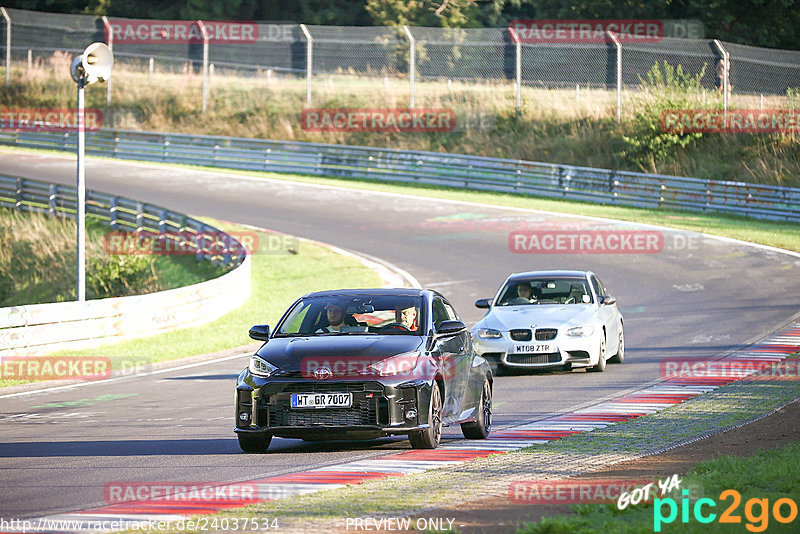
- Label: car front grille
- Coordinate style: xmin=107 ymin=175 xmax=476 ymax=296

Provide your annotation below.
xmin=506 ymin=352 xmax=562 ymax=365
xmin=267 ymin=399 xmax=377 ymax=427
xmin=535 ymin=328 xmax=558 ymax=341
xmin=510 ymin=329 xmax=532 ymax=341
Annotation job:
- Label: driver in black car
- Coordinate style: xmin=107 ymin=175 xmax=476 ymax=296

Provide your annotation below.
xmin=397 ymin=305 xmax=418 ymax=331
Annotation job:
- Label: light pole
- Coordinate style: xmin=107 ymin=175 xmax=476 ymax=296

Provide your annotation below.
xmin=70 ymin=42 xmax=113 ymax=301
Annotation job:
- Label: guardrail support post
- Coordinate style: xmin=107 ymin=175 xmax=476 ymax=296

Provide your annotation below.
xmin=136 ymin=202 xmax=144 ymax=232
xmin=713 ymin=39 xmax=729 ymax=113
xmin=607 ymin=31 xmax=622 ymax=123
xmin=109 ymin=197 xmax=117 ymax=228
xmin=300 ymin=24 xmax=313 ymax=106
xmin=15 ymin=177 xmax=22 ymax=208
xmin=402 ymin=25 xmax=415 ymax=108
xmin=48 ymin=184 xmax=57 ymax=216
xmin=2 ymin=8 xmax=10 ymax=89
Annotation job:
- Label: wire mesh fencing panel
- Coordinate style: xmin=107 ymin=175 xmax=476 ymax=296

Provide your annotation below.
xmin=303 ymin=25 xmax=404 ymax=107
xmin=723 ymin=41 xmax=800 ymax=97
xmin=519 ymin=42 xmax=616 ymax=119
xmin=2 ymin=7 xmax=800 ymax=124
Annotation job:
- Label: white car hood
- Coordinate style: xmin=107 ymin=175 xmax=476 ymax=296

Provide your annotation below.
xmin=476 ymin=304 xmax=597 ymax=331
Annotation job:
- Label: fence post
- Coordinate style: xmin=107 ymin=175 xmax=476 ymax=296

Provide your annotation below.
xmin=607 ymin=31 xmax=622 ymax=123
xmin=148 ymin=57 xmax=153 ymax=80
xmin=713 ymin=39 xmax=729 ymax=113
xmin=402 ymin=25 xmax=415 ymax=108
xmin=102 ymin=16 xmax=112 ymax=109
xmin=300 ymin=24 xmax=312 ymax=106
xmin=509 ymin=27 xmax=521 ymax=118
xmin=196 ymin=20 xmax=209 ymax=113
xmin=1 ymin=8 xmax=10 ymax=89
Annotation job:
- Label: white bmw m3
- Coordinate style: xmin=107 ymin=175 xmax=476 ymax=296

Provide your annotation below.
xmin=472 ymin=270 xmax=623 ymax=374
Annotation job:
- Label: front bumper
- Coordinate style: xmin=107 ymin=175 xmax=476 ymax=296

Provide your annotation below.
xmin=473 ymin=330 xmax=600 ymax=369
xmin=235 ymin=373 xmax=433 ymax=439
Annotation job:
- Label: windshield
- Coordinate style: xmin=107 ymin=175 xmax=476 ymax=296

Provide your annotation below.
xmin=496 ymin=277 xmax=592 ymax=306
xmin=275 ymin=295 xmax=425 ymax=336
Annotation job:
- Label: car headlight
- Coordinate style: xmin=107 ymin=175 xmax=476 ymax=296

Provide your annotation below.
xmin=476 ymin=328 xmax=503 ymax=339
xmin=366 ymin=351 xmax=420 ymax=376
xmin=249 ymin=355 xmax=279 ymax=377
xmin=566 ymin=325 xmax=595 ymax=337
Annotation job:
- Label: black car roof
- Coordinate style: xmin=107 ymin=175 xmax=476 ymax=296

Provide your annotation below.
xmin=303 ymin=288 xmax=428 ymax=299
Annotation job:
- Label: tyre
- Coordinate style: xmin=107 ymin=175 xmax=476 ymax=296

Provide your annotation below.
xmin=461 ymin=378 xmax=492 ymax=439
xmin=590 ymin=334 xmax=607 ymax=373
xmin=608 ymin=325 xmax=625 ymax=364
xmin=237 ymin=432 xmax=272 ymax=453
xmin=409 ymin=383 xmax=442 ymax=449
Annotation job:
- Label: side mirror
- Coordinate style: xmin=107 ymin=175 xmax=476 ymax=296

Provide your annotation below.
xmin=475 ymin=298 xmax=492 ymax=309
xmin=600 ymin=295 xmax=616 ymax=306
xmin=248 ymin=324 xmax=270 ymax=341
xmin=436 ymin=320 xmax=466 ymax=337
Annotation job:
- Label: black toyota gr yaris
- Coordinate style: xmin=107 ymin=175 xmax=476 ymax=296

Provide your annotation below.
xmin=235 ymin=288 xmax=493 ymax=452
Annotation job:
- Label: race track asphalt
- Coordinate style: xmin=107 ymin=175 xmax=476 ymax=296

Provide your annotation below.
xmin=1 ymin=150 xmax=798 ymax=519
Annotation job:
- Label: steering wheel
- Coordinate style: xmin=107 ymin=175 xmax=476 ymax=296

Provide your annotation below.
xmin=379 ymin=322 xmax=411 ymax=332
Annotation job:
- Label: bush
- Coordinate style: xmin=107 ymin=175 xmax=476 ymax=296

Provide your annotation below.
xmin=87 ymin=254 xmax=159 ymax=299
xmin=619 ymin=61 xmax=709 ymax=172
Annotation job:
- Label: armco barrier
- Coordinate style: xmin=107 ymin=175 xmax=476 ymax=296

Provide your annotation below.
xmin=0 ymin=176 xmax=251 ymax=357
xmin=1 ymin=129 xmax=798 ymax=222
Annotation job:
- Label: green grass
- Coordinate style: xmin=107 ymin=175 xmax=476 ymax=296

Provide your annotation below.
xmin=33 ymin=223 xmax=380 ymax=378
xmin=517 ymin=442 xmax=800 ymax=533
xmin=0 ymin=206 xmax=228 ymax=307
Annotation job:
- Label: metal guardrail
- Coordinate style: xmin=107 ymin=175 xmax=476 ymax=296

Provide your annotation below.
xmin=1 ymin=128 xmax=798 ymax=222
xmin=0 ymin=173 xmax=246 ymax=267
xmin=0 ymin=175 xmax=251 ymax=356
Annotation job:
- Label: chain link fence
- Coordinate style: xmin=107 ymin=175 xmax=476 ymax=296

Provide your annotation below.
xmin=2 ymin=7 xmax=800 ymax=122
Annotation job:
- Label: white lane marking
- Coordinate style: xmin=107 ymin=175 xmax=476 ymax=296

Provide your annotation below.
xmin=0 ymin=352 xmax=252 ymax=400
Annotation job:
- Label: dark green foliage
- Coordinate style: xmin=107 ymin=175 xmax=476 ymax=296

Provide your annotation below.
xmin=619 ymin=61 xmax=708 ymax=172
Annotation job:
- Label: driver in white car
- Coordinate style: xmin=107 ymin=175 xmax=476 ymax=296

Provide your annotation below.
xmin=507 ymin=283 xmax=537 ymax=305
